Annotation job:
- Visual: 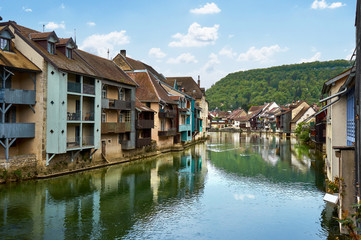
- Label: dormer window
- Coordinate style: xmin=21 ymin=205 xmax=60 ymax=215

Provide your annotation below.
xmin=48 ymin=42 xmax=55 ymax=54
xmin=0 ymin=26 xmax=15 ymax=52
xmin=66 ymin=47 xmax=72 ymax=59
xmin=0 ymin=38 xmax=10 ymax=51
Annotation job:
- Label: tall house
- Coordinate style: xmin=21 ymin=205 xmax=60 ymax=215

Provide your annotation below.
xmin=113 ymin=50 xmax=178 ymax=148
xmin=166 ymin=76 xmax=208 ymax=139
xmin=74 ymin=50 xmax=137 ymax=160
xmin=7 ymin=21 xmax=136 ymax=166
xmin=160 ymin=81 xmax=193 ymax=142
xmin=135 ymin=98 xmax=155 ymax=148
xmin=0 ymin=25 xmax=41 ymax=163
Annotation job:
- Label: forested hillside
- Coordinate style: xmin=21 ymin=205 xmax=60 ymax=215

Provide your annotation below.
xmin=206 ymin=60 xmax=352 ymax=111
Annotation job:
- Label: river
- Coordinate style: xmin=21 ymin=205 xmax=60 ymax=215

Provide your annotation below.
xmin=0 ymin=132 xmax=340 ymax=240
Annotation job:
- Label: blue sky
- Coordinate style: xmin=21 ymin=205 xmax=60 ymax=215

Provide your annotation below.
xmin=1 ymin=0 xmax=357 ymax=89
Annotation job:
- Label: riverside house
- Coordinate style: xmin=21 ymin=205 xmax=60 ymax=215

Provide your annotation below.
xmin=113 ymin=51 xmax=178 ymax=149
xmin=321 ymin=67 xmax=356 ymax=232
xmin=0 ymin=24 xmax=41 ymax=165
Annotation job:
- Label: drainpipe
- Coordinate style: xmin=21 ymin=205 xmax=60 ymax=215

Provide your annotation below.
xmin=319 ymin=88 xmax=347 ymax=103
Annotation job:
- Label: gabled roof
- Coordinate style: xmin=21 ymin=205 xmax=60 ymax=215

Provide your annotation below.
xmin=322 ymin=67 xmax=353 ymax=94
xmin=135 ymin=98 xmax=155 ymax=113
xmin=166 ymin=76 xmax=204 ymax=99
xmin=131 ymin=70 xmax=176 ymax=105
xmin=30 ymin=31 xmax=59 ymax=42
xmin=75 ymin=49 xmax=136 ymax=86
xmin=9 ymin=22 xmax=136 ymax=86
xmin=291 ymin=106 xmax=311 ymax=123
xmin=227 ymin=108 xmax=246 ymax=120
xmin=0 ymin=25 xmax=15 ymax=39
xmin=57 ymin=37 xmax=77 ymax=48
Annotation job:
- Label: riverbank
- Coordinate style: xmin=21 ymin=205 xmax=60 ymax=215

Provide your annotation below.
xmin=0 ymin=137 xmax=208 ymax=184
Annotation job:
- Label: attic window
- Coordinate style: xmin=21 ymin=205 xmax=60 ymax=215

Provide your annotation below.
xmin=0 ymin=38 xmax=10 ymax=51
xmin=48 ymin=42 xmax=55 ymax=54
xmin=66 ymin=47 xmax=72 ymax=59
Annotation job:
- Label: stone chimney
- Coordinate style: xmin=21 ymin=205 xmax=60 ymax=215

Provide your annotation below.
xmin=120 ymin=49 xmax=126 ymax=57
xmin=198 ymin=75 xmax=200 ymax=87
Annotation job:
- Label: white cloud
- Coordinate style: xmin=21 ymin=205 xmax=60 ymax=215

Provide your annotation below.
xmin=300 ymin=52 xmax=322 ymax=63
xmin=190 ymin=2 xmax=221 ymax=14
xmin=203 ymin=53 xmax=220 ymax=73
xmin=45 ymin=21 xmax=65 ymax=30
xmin=60 ymin=3 xmax=65 ymax=9
xmin=219 ymin=46 xmax=237 ymax=59
xmin=23 ymin=7 xmax=32 ymax=12
xmin=87 ymin=22 xmax=96 ymax=27
xmin=80 ymin=31 xmax=130 ymax=58
xmin=169 ymin=22 xmax=219 ymax=47
xmin=167 ymin=53 xmax=198 ymax=64
xmin=228 ymin=34 xmax=235 ymax=39
xmin=237 ymin=45 xmax=288 ymax=63
xmin=149 ymin=48 xmax=167 ymax=59
xmin=311 ymin=0 xmax=346 ymax=9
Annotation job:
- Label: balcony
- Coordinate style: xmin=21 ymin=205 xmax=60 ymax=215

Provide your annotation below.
xmin=136 ymin=137 xmax=151 ymax=148
xmin=101 ymin=122 xmax=131 ymax=134
xmin=102 ymin=98 xmax=132 ymax=110
xmin=158 ymin=110 xmax=177 ymax=119
xmin=0 ymin=123 xmax=35 ymax=138
xmin=83 ymin=83 xmax=95 ymax=95
xmin=66 ymin=137 xmax=80 ymax=149
xmin=67 ymin=82 xmax=81 ymax=93
xmin=158 ymin=128 xmax=177 ymax=137
xmin=121 ymin=140 xmax=135 ymax=150
xmin=67 ymin=111 xmax=81 ymax=121
xmin=83 ymin=112 xmax=94 ymax=121
xmin=0 ymin=89 xmax=35 ymax=105
xmin=136 ymin=119 xmax=154 ymax=129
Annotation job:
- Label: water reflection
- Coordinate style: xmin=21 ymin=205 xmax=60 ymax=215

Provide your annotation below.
xmin=0 ymin=145 xmax=207 ymax=240
xmin=0 ymin=133 xmax=337 ymax=239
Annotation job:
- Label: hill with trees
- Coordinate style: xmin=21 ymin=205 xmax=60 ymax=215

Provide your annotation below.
xmin=205 ymin=60 xmax=352 ymax=111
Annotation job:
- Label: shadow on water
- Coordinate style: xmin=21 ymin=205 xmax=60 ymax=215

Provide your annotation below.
xmin=0 ymin=145 xmax=207 ymax=240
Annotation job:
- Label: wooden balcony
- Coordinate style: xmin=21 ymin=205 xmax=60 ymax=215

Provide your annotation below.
xmin=136 ymin=137 xmax=151 ymax=148
xmin=158 ymin=110 xmax=177 ymax=118
xmin=136 ymin=119 xmax=154 ymax=129
xmin=158 ymin=128 xmax=177 ymax=137
xmin=102 ymin=98 xmax=132 ymax=110
xmin=101 ymin=122 xmax=131 ymax=134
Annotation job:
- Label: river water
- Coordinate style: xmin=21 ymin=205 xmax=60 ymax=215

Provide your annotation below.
xmin=0 ymin=132 xmax=340 ymax=240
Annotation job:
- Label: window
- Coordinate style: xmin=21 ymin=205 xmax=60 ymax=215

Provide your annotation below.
xmin=118 ymin=88 xmax=125 ymax=100
xmin=101 ymin=113 xmax=106 ymax=122
xmin=119 ymin=112 xmax=124 ymax=122
xmin=66 ymin=48 xmax=72 ymax=59
xmin=102 ymin=86 xmax=107 ymax=99
xmin=48 ymin=42 xmax=55 ymax=54
xmin=0 ymin=38 xmax=10 ymax=51
xmin=124 ymin=111 xmax=131 ymax=122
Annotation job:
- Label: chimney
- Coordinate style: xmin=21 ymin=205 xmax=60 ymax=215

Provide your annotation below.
xmin=198 ymin=75 xmax=200 ymax=87
xmin=120 ymin=49 xmax=126 ymax=57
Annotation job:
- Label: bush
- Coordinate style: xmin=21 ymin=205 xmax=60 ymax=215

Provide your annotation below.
xmin=295 ymin=122 xmax=310 ymax=143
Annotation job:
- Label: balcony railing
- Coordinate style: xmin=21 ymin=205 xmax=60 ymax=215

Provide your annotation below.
xmin=101 ymin=98 xmax=132 ymax=110
xmin=83 ymin=83 xmax=95 ymax=95
xmin=0 ymin=123 xmax=35 ymax=138
xmin=121 ymin=140 xmax=135 ymax=150
xmin=67 ymin=82 xmax=81 ymax=93
xmin=136 ymin=119 xmax=154 ymax=129
xmin=82 ymin=136 xmax=94 ymax=146
xmin=158 ymin=110 xmax=177 ymax=118
xmin=101 ymin=122 xmax=131 ymax=134
xmin=136 ymin=137 xmax=151 ymax=148
xmin=158 ymin=128 xmax=177 ymax=137
xmin=67 ymin=111 xmax=81 ymax=121
xmin=83 ymin=112 xmax=94 ymax=121
xmin=66 ymin=137 xmax=80 ymax=149
xmin=0 ymin=89 xmax=36 ymax=105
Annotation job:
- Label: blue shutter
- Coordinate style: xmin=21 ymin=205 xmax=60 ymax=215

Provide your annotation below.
xmin=347 ymin=88 xmax=355 ymax=146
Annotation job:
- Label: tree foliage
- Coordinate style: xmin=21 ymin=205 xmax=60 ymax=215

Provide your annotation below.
xmin=206 ymin=60 xmax=352 ymax=111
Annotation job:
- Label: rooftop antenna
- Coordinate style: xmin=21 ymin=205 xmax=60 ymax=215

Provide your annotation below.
xmin=42 ymin=24 xmax=45 ymax=32
xmin=107 ymin=49 xmax=110 ymax=59
xmin=74 ymin=28 xmax=76 ymax=44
